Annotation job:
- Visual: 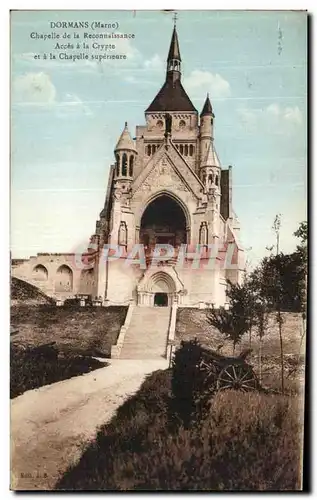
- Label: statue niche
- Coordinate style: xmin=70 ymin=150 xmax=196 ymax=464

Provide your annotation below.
xmin=199 ymin=222 xmax=208 ymax=246
xmin=119 ymin=221 xmax=128 ymax=247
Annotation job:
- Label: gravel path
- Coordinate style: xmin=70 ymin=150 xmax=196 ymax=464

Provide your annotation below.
xmin=11 ymin=358 xmax=168 ymax=491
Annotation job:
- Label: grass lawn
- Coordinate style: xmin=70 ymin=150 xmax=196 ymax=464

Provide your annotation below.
xmin=11 ymin=304 xmax=128 ymax=358
xmin=57 ymin=368 xmax=303 ymax=491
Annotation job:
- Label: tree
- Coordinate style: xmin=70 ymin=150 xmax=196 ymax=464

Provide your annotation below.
xmin=207 ymin=281 xmax=258 ymax=355
xmin=253 ymin=252 xmax=306 ymax=312
xmin=248 ymin=270 xmax=271 ymax=385
xmin=294 ymin=221 xmax=307 ymax=246
xmin=293 ymin=221 xmax=307 ymax=373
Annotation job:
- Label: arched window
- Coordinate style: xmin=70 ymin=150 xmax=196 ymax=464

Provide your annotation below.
xmin=147 ymin=145 xmax=151 ymax=156
xmin=184 ymin=144 xmax=188 ymax=156
xmin=152 ymin=145 xmax=156 ymax=155
xmin=122 ymin=153 xmax=127 ymax=176
xmin=215 ymin=175 xmax=219 ymax=186
xmin=55 ymin=265 xmax=73 ymax=292
xmin=189 ymin=144 xmax=194 ymax=156
xmin=32 ymin=264 xmax=48 ymax=281
xmin=129 ymin=156 xmax=134 ymax=177
xmin=115 ymin=154 xmax=120 ymax=177
xmin=180 ymin=144 xmax=184 ymax=155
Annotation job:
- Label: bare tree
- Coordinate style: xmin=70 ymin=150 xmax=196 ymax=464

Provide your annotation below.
xmin=272 ymin=214 xmax=285 ymax=393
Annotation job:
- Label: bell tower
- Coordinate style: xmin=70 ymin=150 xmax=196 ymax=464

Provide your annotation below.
xmin=114 ymin=122 xmax=137 ymax=192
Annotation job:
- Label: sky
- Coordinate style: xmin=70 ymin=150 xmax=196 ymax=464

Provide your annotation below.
xmin=10 ymin=10 xmax=307 ymax=267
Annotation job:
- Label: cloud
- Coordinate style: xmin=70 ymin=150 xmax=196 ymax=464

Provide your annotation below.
xmin=124 ymin=75 xmax=138 ymax=84
xmin=56 ymin=93 xmax=93 ymax=117
xmin=183 ymin=70 xmax=231 ymax=98
xmin=237 ymin=103 xmax=303 ymax=132
xmin=13 ymin=72 xmax=56 ymax=105
xmin=143 ymin=54 xmax=164 ymax=71
xmin=283 ymin=106 xmax=303 ymax=125
xmin=12 ymin=72 xmax=93 ymax=116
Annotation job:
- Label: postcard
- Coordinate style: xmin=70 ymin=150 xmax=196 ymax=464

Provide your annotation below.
xmin=10 ymin=10 xmax=307 ymax=491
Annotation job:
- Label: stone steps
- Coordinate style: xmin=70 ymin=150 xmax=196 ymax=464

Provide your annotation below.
xmin=119 ymin=306 xmax=171 ymax=359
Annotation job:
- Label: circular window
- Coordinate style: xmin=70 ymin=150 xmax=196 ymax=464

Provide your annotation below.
xmin=179 ymin=120 xmax=186 ymax=129
xmin=157 ymin=120 xmax=164 ymax=129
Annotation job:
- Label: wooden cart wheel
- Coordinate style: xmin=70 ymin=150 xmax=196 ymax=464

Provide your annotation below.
xmin=217 ymin=363 xmax=258 ymax=392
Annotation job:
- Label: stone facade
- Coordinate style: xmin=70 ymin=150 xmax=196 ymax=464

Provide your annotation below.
xmin=12 ymin=26 xmax=244 ymax=306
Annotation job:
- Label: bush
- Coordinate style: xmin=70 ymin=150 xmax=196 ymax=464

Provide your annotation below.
xmin=170 ymin=339 xmax=214 ymax=429
xmin=10 ymin=344 xmax=107 ymax=398
xmin=57 ymin=369 xmax=302 ymax=491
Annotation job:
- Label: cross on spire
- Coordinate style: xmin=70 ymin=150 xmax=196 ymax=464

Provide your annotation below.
xmin=173 ymin=12 xmax=178 ymax=26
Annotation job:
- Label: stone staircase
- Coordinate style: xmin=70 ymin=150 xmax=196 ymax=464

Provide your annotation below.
xmin=119 ymin=306 xmax=171 ymax=359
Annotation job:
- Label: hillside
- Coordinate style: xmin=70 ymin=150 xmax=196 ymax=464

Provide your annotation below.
xmin=11 ymin=277 xmax=54 ymax=306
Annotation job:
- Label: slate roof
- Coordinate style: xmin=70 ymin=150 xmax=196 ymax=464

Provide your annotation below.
xmin=145 ymin=79 xmax=197 ymax=113
xmin=167 ymin=26 xmax=181 ymax=61
xmin=200 ymin=95 xmax=213 ymax=116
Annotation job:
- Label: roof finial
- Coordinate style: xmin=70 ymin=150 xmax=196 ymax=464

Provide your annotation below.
xmin=173 ymin=12 xmax=178 ymax=27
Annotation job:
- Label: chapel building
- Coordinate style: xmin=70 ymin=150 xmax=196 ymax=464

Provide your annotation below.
xmin=12 ymin=25 xmax=244 ymax=308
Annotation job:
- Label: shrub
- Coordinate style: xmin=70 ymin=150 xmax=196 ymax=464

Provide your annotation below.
xmin=170 ymin=339 xmax=213 ymax=429
xmin=10 ymin=344 xmax=107 ymax=398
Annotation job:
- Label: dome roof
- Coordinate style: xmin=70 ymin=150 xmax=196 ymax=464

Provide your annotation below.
xmin=115 ymin=122 xmax=136 ymax=152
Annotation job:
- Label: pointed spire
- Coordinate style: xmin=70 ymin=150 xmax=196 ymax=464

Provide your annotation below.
xmin=200 ymin=94 xmax=213 ymax=117
xmin=166 ymin=24 xmax=181 ymax=84
xmin=167 ymin=25 xmax=181 ymax=63
xmin=204 ymin=142 xmax=221 ymax=168
xmin=115 ymin=122 xmax=136 ymax=151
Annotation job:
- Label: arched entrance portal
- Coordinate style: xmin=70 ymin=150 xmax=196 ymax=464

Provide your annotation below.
xmin=137 ymin=270 xmax=180 ymax=307
xmin=154 ymin=292 xmax=168 ymax=307
xmin=140 ymin=194 xmax=187 ymax=249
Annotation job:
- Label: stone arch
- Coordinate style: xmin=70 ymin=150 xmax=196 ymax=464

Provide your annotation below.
xmin=139 ymin=190 xmax=191 ymax=230
xmin=79 ymin=267 xmax=94 ymax=294
xmin=138 ymin=190 xmax=191 ymax=247
xmin=32 ymin=264 xmax=48 ymax=281
xmin=148 ymin=271 xmax=176 ymax=293
xmin=55 ymin=264 xmax=73 ymax=292
xmin=137 ymin=268 xmax=184 ymax=306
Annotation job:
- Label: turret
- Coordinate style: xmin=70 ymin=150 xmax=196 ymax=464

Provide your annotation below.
xmin=200 ymin=141 xmax=221 ymax=209
xmin=114 ymin=122 xmax=137 ymax=183
xmin=199 ymin=94 xmax=215 ymax=167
